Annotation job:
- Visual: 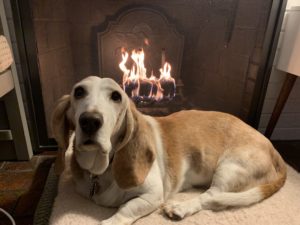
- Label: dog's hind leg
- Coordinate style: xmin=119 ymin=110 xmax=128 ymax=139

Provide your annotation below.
xmin=163 ymin=156 xmax=273 ymax=220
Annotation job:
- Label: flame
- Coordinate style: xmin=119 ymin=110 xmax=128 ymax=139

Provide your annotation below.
xmin=159 ymin=62 xmax=171 ymax=79
xmin=118 ymin=48 xmax=175 ymax=101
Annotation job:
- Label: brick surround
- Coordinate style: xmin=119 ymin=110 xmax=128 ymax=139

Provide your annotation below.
xmin=29 ymin=0 xmax=273 ymax=136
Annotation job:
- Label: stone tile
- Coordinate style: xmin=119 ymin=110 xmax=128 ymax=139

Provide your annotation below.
xmin=0 ymin=162 xmax=5 ymax=170
xmin=34 ymin=21 xmax=70 ymax=54
xmin=14 ymin=157 xmax=55 ymax=217
xmin=0 ymin=171 xmax=34 ymax=192
xmin=38 ymin=51 xmax=57 ymax=83
xmin=229 ymin=28 xmax=257 ymax=56
xmin=47 ymin=22 xmax=70 ymax=50
xmin=33 ymin=21 xmax=49 ymax=54
xmin=0 ymin=191 xmax=21 ymax=214
xmin=66 ymin=0 xmax=92 ymax=22
xmin=220 ymin=51 xmax=249 ymax=82
xmin=235 ymin=0 xmax=261 ymax=29
xmin=70 ymin=22 xmax=93 ymax=45
xmin=2 ymin=157 xmax=38 ymax=172
xmin=89 ymin=0 xmax=124 ymax=23
xmin=51 ymin=0 xmax=67 ymax=20
xmin=251 ymin=48 xmax=262 ymax=64
xmin=31 ymin=0 xmax=53 ymax=19
xmin=31 ymin=0 xmax=67 ymax=20
xmin=247 ymin=63 xmax=259 ymax=81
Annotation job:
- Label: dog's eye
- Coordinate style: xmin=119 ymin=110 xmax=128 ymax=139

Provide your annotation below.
xmin=74 ymin=86 xmax=85 ymax=99
xmin=111 ymin=91 xmax=122 ymax=102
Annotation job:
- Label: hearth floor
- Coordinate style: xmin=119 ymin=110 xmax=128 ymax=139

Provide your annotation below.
xmin=0 ymin=141 xmax=299 ymax=225
xmin=0 ymin=153 xmax=55 ymax=225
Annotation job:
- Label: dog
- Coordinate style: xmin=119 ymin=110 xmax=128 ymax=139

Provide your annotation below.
xmin=52 ymin=76 xmax=286 ymax=225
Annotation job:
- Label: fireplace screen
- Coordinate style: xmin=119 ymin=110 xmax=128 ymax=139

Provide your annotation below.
xmin=25 ymin=0 xmax=276 ymax=140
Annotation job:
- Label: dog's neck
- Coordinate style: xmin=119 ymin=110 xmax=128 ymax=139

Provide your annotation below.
xmin=71 ymin=146 xmax=115 ymax=198
xmin=71 ymin=122 xmax=127 ymax=198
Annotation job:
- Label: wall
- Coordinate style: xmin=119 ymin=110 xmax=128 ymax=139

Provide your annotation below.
xmin=66 ymin=0 xmax=272 ymax=119
xmin=30 ymin=0 xmax=75 ymax=136
xmin=258 ymin=0 xmax=300 ymax=140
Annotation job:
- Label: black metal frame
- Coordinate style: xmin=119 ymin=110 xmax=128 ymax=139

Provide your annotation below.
xmin=11 ymin=0 xmax=286 ymax=149
xmin=247 ymin=0 xmax=288 ymax=128
xmin=11 ymin=0 xmax=57 ymax=150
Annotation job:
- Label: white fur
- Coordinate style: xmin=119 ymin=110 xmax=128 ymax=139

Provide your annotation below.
xmin=143 ymin=115 xmax=172 ymax=199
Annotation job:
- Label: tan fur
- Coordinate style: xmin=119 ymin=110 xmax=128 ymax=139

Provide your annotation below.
xmin=112 ymin=102 xmax=156 ymax=189
xmin=155 ymin=110 xmax=231 ymax=189
xmin=51 ymin=95 xmax=73 ymax=175
xmin=260 ymin=148 xmax=287 ymax=198
xmin=156 ymin=110 xmax=286 ymax=196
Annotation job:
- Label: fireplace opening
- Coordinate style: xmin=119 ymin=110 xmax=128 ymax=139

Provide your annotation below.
xmin=13 ymin=0 xmax=283 ymax=147
xmin=97 ymin=7 xmax=185 ymax=114
xmin=119 ymin=48 xmax=176 ymax=103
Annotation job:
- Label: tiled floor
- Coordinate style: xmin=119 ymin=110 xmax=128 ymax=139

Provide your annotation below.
xmin=0 ymin=154 xmax=56 ymax=225
xmin=0 ymin=141 xmax=298 ymax=225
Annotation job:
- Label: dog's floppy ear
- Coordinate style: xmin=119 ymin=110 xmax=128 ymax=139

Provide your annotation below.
xmin=112 ymin=102 xmax=156 ymax=189
xmin=51 ymin=95 xmax=72 ymax=175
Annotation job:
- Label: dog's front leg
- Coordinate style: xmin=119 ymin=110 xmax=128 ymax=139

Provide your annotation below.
xmin=100 ymin=192 xmax=163 ymax=225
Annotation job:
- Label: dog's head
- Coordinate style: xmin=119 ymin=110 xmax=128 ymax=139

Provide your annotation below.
xmin=52 ymin=76 xmax=155 ymax=188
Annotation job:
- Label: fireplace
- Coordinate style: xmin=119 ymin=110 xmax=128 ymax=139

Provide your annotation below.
xmin=11 ymin=0 xmax=285 ymax=148
xmin=97 ymin=7 xmax=185 ymax=115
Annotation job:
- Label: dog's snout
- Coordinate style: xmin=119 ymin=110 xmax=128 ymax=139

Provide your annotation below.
xmin=79 ymin=112 xmax=103 ymax=135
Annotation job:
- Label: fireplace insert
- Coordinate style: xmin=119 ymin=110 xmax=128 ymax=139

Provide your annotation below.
xmin=10 ymin=0 xmax=286 ymax=149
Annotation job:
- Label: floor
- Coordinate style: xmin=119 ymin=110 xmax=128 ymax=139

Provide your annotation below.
xmin=0 ymin=153 xmax=56 ymax=225
xmin=0 ymin=141 xmax=299 ymax=225
xmin=273 ymin=140 xmax=300 ymax=172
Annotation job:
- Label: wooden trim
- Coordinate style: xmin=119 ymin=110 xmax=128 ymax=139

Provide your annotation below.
xmin=265 ymin=73 xmax=297 ymax=138
xmin=0 ymin=69 xmax=14 ymax=97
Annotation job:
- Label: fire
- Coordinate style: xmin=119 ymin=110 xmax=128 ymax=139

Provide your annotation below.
xmin=119 ymin=48 xmax=176 ymax=102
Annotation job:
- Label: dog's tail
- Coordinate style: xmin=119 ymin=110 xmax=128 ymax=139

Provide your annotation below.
xmin=207 ymin=149 xmax=287 ymax=209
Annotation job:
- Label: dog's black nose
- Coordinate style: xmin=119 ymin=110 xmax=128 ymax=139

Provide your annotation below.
xmin=79 ymin=112 xmax=103 ymax=135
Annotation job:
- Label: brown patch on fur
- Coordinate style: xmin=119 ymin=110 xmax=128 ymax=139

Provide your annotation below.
xmin=190 ymin=150 xmax=203 ymax=173
xmin=112 ymin=102 xmax=156 ymax=189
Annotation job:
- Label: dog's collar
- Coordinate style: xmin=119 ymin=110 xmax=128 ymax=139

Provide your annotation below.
xmin=89 ymin=150 xmax=115 ymax=199
xmin=89 ymin=174 xmax=99 ymax=199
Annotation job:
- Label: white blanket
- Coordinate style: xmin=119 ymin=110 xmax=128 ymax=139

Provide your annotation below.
xmin=50 ymin=150 xmax=300 ymax=225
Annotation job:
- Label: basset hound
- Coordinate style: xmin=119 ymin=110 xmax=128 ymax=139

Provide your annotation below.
xmin=52 ymin=76 xmax=286 ymax=225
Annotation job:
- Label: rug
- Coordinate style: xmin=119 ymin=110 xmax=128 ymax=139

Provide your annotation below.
xmin=49 ymin=149 xmax=300 ymax=225
xmin=33 ymin=164 xmax=59 ymax=225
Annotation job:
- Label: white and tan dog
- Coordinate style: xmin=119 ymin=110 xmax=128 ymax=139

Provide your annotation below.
xmin=52 ymin=76 xmax=286 ymax=225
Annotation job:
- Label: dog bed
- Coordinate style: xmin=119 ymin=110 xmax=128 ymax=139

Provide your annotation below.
xmin=48 ymin=148 xmax=300 ymax=225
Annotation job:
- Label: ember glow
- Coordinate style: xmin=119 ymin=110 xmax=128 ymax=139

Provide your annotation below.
xmin=119 ymin=48 xmax=175 ymax=102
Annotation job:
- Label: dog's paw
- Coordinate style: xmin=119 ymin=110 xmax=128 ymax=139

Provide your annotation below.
xmin=99 ymin=216 xmax=131 ymax=225
xmin=98 ymin=219 xmax=113 ymax=225
xmin=163 ymin=201 xmax=191 ymax=221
